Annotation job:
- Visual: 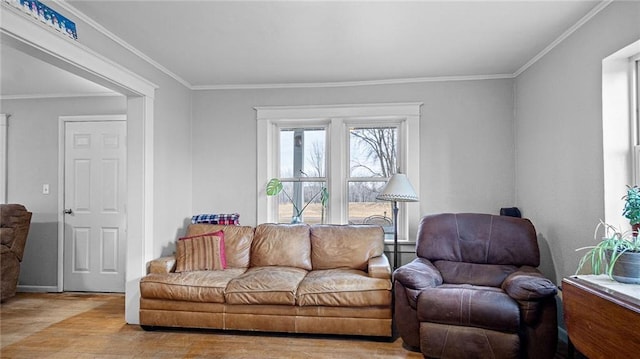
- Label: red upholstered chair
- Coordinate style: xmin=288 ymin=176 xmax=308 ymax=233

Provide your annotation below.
xmin=394 ymin=213 xmax=558 ymax=359
xmin=1 ymin=204 xmax=32 ymax=302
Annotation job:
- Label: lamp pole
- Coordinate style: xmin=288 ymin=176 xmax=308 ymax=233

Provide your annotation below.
xmin=392 ymin=200 xmax=399 ymax=271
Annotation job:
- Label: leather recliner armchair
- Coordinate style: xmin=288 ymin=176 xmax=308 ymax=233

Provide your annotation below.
xmin=1 ymin=204 xmax=32 ymax=302
xmin=394 ymin=213 xmax=557 ymax=359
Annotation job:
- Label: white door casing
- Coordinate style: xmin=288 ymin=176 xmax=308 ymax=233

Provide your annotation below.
xmin=3 ymin=2 xmax=156 ymax=323
xmin=63 ymin=118 xmax=126 ymax=292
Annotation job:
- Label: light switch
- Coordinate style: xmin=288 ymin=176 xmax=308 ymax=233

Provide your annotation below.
xmin=42 ymin=184 xmax=49 ymax=195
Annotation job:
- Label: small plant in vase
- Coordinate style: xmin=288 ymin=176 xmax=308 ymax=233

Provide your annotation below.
xmin=265 ymin=178 xmax=328 ymax=224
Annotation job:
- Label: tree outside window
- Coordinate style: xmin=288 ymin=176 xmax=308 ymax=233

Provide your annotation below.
xmin=348 ymin=127 xmax=397 ymax=226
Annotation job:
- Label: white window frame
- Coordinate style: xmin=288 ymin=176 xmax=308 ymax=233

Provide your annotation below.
xmin=634 ymin=56 xmax=640 ymax=185
xmin=256 ymin=103 xmax=422 ymax=241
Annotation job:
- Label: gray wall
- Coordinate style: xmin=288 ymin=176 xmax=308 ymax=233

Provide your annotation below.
xmin=515 ymin=1 xmax=640 ymax=284
xmin=191 ymin=79 xmax=517 ymax=243
xmin=2 ymin=96 xmax=126 ymax=287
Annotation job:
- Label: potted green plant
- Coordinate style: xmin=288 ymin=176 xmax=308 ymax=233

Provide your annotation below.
xmin=623 ymin=185 xmax=640 ymax=236
xmin=265 ymin=178 xmax=328 ymax=224
xmin=576 ymin=186 xmax=640 ymax=283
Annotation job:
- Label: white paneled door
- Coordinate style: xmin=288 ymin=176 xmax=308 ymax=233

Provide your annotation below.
xmin=64 ymin=120 xmax=126 ymax=292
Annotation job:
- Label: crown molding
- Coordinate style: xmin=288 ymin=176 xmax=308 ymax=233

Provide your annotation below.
xmin=51 ymin=0 xmax=192 ymax=90
xmin=514 ymin=0 xmax=613 ymax=77
xmin=254 ymin=102 xmax=424 ymax=120
xmin=193 ymin=74 xmax=515 ymax=91
xmin=0 ymin=92 xmax=122 ymax=100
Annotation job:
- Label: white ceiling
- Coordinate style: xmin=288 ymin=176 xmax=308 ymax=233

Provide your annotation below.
xmin=1 ymin=0 xmax=605 ymax=96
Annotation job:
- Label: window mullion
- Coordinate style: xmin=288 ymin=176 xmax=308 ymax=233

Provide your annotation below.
xmin=328 ymin=117 xmax=345 ymax=224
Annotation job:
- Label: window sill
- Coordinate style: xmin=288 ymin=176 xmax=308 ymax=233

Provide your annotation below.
xmin=384 ymin=240 xmax=416 ymax=245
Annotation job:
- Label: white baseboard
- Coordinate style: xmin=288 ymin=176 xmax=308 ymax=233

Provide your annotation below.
xmin=558 ymin=326 xmax=568 ymax=343
xmin=17 ymin=285 xmax=60 ymax=293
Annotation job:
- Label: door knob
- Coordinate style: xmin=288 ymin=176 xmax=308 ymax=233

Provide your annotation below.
xmin=64 ymin=209 xmax=73 ymax=214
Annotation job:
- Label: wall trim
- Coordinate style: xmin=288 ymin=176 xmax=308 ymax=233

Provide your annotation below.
xmin=194 ymin=74 xmax=515 ymax=91
xmin=0 ymin=92 xmax=121 ymax=101
xmin=255 ymin=102 xmax=423 ymax=119
xmin=17 ymin=285 xmax=58 ymax=293
xmin=558 ymin=327 xmax=568 ymax=345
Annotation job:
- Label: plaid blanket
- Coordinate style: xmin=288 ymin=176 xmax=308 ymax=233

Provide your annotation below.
xmin=191 ymin=213 xmax=240 ymax=225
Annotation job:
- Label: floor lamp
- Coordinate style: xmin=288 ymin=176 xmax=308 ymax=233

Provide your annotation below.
xmin=377 ymin=173 xmax=418 ymax=270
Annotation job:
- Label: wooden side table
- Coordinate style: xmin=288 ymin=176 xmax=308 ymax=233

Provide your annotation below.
xmin=562 ymin=275 xmax=640 ymax=359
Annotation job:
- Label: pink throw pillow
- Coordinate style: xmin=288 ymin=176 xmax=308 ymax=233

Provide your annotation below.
xmin=175 ymin=230 xmax=226 ymax=272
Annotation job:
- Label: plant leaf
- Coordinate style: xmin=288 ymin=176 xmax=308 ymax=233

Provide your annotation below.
xmin=320 ymin=187 xmax=329 ymax=208
xmin=265 ymin=178 xmax=283 ymax=196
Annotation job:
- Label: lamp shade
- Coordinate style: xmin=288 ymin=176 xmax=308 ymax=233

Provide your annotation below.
xmin=377 ymin=173 xmax=418 ymax=202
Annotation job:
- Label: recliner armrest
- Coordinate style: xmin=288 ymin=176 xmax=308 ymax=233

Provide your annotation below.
xmin=501 ymin=267 xmax=557 ymax=325
xmin=394 ymin=258 xmax=443 ymax=289
xmin=502 ymin=266 xmax=557 ymax=301
xmin=147 ymin=256 xmax=176 ymax=274
xmin=0 ymin=228 xmax=14 ymax=246
xmin=368 ymin=254 xmax=391 ymax=279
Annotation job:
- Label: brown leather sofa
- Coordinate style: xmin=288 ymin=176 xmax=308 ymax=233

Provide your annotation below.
xmin=140 ymin=223 xmax=392 ymax=337
xmin=394 ymin=213 xmax=558 ymax=359
xmin=1 ymin=204 xmax=32 ymax=302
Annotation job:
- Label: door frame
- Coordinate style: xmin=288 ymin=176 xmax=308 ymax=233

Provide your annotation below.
xmin=1 ymin=3 xmax=156 ymax=323
xmin=58 ymin=115 xmax=127 ymax=292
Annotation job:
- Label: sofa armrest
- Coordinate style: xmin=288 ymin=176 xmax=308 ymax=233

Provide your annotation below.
xmin=394 ymin=258 xmax=443 ymax=289
xmin=501 ymin=266 xmax=557 ymax=301
xmin=368 ymin=254 xmax=391 ymax=279
xmin=147 ymin=256 xmax=176 ymax=274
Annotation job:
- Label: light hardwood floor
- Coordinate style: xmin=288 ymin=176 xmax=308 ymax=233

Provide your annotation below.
xmin=1 ymin=292 xmax=422 ymax=358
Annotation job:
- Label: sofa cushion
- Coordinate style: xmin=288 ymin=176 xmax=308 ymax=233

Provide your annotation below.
xmin=140 ymin=269 xmax=246 ymax=303
xmin=417 ymin=284 xmax=520 ymax=333
xmin=225 ymin=266 xmax=308 ymax=305
xmin=297 ymin=268 xmax=391 ymax=307
xmin=251 ymin=224 xmax=312 ymax=270
xmin=310 ymin=225 xmax=384 ymax=271
xmin=175 ymin=231 xmax=226 ymax=272
xmin=186 ymin=224 xmax=254 ymax=269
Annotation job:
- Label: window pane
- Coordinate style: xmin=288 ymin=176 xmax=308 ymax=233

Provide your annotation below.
xmin=280 ymin=128 xmax=326 ymax=178
xmin=347 ymin=181 xmax=392 ymax=227
xmin=275 ymin=181 xmax=327 ymax=224
xmin=350 ymin=127 xmax=397 ymax=178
